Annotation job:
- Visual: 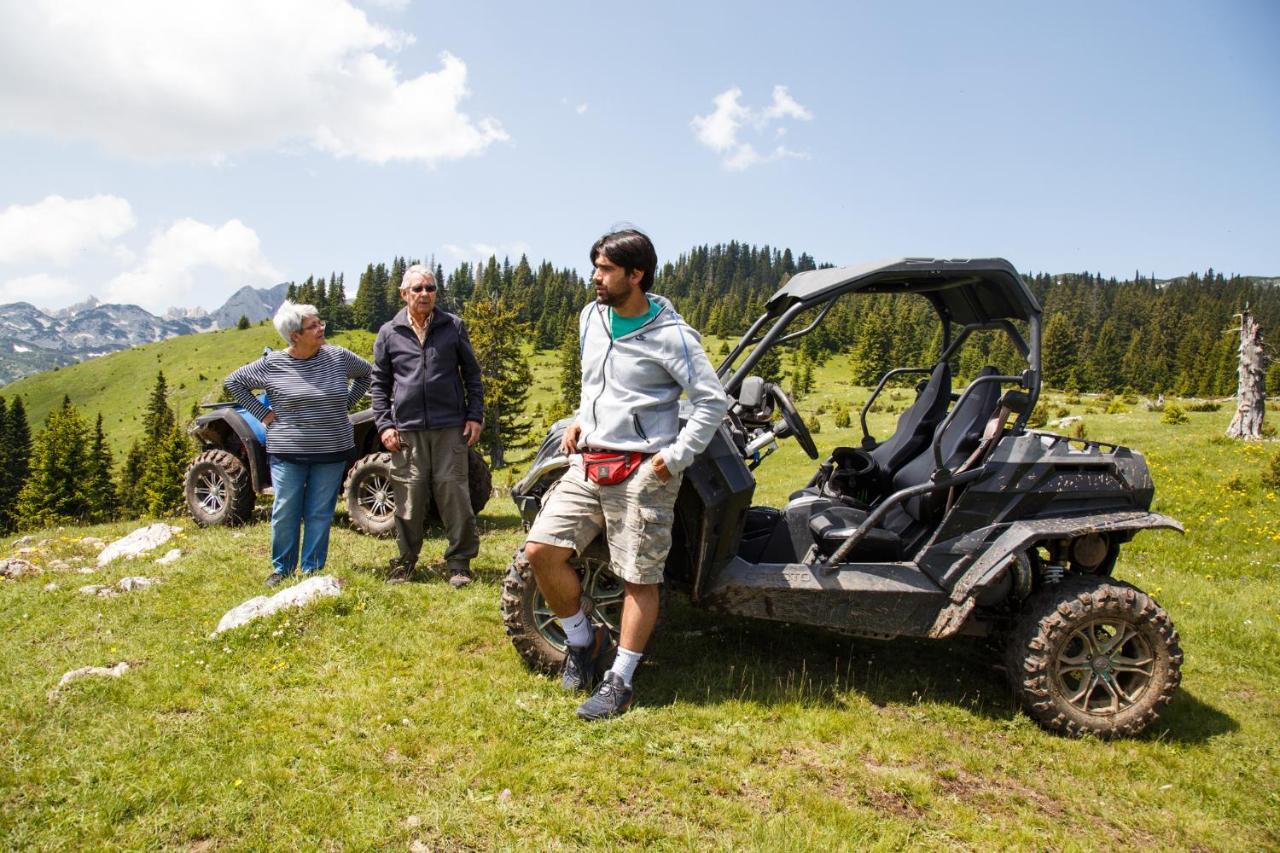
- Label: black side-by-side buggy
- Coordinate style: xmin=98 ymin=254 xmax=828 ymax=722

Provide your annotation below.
xmin=502 ymin=257 xmax=1184 ymax=738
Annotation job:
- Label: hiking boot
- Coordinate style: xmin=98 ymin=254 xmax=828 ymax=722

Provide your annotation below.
xmin=576 ymin=671 xmax=634 ymax=721
xmin=448 ymin=568 xmax=473 ymax=589
xmin=561 ymin=624 xmax=613 ymax=693
xmin=386 ymin=557 xmax=416 ymax=584
xmin=265 ymin=571 xmax=288 ymax=588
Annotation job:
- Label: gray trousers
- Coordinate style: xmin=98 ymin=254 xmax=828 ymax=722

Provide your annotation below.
xmin=390 ymin=427 xmax=479 ymax=570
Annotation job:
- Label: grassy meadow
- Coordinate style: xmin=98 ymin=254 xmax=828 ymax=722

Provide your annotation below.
xmin=1 ymin=338 xmax=1279 ymax=849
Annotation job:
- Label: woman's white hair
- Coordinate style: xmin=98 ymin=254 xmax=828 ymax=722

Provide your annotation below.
xmin=273 ymin=300 xmax=319 ymax=343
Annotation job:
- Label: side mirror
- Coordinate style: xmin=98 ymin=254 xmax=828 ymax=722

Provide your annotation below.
xmin=738 ymin=376 xmax=766 ymax=409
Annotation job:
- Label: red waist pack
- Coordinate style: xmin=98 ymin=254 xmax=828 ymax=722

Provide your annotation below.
xmin=582 ymin=450 xmax=648 ymax=486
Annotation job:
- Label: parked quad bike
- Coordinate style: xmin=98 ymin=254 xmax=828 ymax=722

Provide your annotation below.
xmin=185 ymin=406 xmax=492 ymax=535
xmin=502 ymin=257 xmax=1184 ymax=738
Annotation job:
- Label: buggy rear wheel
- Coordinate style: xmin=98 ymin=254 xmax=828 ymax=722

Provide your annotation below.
xmin=500 ymin=543 xmax=624 ymax=673
xmin=184 ymin=449 xmax=256 ymax=526
xmin=1006 ymin=575 xmax=1182 ymax=738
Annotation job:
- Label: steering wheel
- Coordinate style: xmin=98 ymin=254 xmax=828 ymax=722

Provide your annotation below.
xmin=766 ymin=383 xmax=818 ymax=459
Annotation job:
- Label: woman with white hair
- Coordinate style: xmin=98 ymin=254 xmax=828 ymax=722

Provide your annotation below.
xmin=225 ymin=301 xmax=373 ymax=587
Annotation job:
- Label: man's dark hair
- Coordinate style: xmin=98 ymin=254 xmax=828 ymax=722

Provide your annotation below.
xmin=590 ymin=228 xmax=657 ymax=292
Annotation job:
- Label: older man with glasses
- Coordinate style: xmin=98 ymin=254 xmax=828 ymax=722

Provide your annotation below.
xmin=371 ymin=263 xmax=484 ymax=588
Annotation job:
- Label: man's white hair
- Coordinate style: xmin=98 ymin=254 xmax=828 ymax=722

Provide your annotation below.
xmin=401 ymin=263 xmax=436 ymax=291
xmin=273 ymin=300 xmax=319 ymax=343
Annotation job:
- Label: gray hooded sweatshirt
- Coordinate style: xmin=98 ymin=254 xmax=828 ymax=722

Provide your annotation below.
xmin=576 ymin=294 xmax=730 ymax=474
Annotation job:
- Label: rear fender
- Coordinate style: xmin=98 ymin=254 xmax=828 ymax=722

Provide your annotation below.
xmin=190 ymin=411 xmax=269 ymax=492
xmin=927 ymin=511 xmax=1184 ymax=638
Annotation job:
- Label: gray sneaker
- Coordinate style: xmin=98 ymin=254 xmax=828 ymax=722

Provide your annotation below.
xmin=561 ymin=624 xmax=613 ymax=693
xmin=448 ymin=568 xmax=473 ymax=589
xmin=576 ymin=671 xmax=634 ymax=721
xmin=265 ymin=571 xmax=288 ymax=588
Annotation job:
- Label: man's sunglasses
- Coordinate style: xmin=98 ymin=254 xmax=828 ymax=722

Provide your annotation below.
xmin=409 ymin=284 xmax=437 ymax=293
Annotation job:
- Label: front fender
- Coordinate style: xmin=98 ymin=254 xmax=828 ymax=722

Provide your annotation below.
xmin=928 ymin=511 xmax=1184 ymax=638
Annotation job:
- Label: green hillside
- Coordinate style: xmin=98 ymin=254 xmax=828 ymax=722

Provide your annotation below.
xmin=0 ymin=324 xmax=377 ymax=458
xmin=1 ymin=369 xmax=1278 ymax=847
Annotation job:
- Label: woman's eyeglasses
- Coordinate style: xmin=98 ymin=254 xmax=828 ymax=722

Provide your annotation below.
xmin=302 ymin=321 xmax=326 ymax=333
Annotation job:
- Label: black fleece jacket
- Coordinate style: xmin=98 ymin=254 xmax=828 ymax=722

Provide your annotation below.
xmin=371 ymin=308 xmax=484 ymax=433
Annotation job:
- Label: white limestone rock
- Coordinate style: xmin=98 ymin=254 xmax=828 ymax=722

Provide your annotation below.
xmin=116 ymin=576 xmax=161 ymax=592
xmin=212 ymin=575 xmax=343 ymax=636
xmin=98 ymin=524 xmax=181 ymax=566
xmin=155 ymin=548 xmax=182 ymax=565
xmin=0 ymin=558 xmax=39 ymax=579
xmin=43 ymin=581 xmax=59 ymax=592
xmin=48 ymin=661 xmax=131 ymax=702
xmin=78 ymin=576 xmax=161 ymax=597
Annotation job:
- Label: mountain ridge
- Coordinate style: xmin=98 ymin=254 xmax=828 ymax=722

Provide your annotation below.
xmin=0 ymin=283 xmax=290 ymax=385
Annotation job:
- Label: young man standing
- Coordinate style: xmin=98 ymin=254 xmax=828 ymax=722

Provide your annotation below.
xmin=524 ymin=228 xmax=729 ymax=720
xmin=371 ymin=264 xmax=484 ymax=589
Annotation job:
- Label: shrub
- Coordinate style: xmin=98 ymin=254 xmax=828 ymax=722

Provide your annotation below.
xmin=1186 ymin=400 xmax=1221 ymax=413
xmin=834 ymin=408 xmax=852 ymax=429
xmin=1070 ymin=420 xmax=1088 ymax=440
xmin=1105 ymin=398 xmax=1127 ymax=414
xmin=1262 ymin=453 xmax=1280 ymax=490
xmin=1028 ymin=402 xmax=1049 ymax=429
xmin=807 ymin=415 xmax=822 ymax=434
xmin=1162 ymin=405 xmax=1189 ymax=425
xmin=1055 ymin=406 xmax=1070 ymax=419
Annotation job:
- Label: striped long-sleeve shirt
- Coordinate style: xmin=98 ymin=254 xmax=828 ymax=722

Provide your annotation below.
xmin=225 ymin=345 xmax=372 ymax=459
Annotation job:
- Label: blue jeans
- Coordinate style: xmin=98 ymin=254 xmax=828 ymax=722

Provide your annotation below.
xmin=268 ymin=458 xmax=346 ymax=575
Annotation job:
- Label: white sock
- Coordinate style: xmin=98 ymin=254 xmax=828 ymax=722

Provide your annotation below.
xmin=558 ymin=609 xmax=593 ymax=648
xmin=609 ymin=647 xmax=643 ymax=687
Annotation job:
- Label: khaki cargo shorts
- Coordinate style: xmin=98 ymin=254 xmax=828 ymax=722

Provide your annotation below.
xmin=525 ymin=455 xmax=683 ymax=585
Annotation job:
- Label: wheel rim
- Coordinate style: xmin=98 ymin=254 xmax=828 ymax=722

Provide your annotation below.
xmin=1053 ymin=617 xmax=1155 ymax=717
xmin=357 ymin=472 xmax=395 ymax=520
xmin=530 ymin=555 xmax=624 ymax=652
xmin=194 ymin=470 xmax=228 ymax=515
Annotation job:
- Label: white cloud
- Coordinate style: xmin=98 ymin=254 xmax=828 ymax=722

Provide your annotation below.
xmin=0 ymin=273 xmax=81 ymax=307
xmin=442 ymin=241 xmax=531 ymax=266
xmin=691 ymin=85 xmax=813 ymax=171
xmin=105 ymin=219 xmax=282 ymax=312
xmin=0 ymin=195 xmax=135 ymax=266
xmin=576 ymin=103 xmax=589 ymax=115
xmin=0 ymin=0 xmax=506 ymax=165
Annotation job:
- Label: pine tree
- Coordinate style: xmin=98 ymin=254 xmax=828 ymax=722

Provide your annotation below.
xmin=463 ymin=297 xmax=533 ymax=469
xmin=557 ymin=323 xmax=582 ymax=416
xmin=1041 ymin=314 xmax=1080 ymax=390
xmin=236 ymin=314 xmax=251 ymax=330
xmin=85 ymin=413 xmax=119 ymax=522
xmin=0 ymin=396 xmax=33 ymax=530
xmin=144 ymin=420 xmax=191 ymax=516
xmin=15 ymin=397 xmax=91 ymax=529
xmin=119 ymin=372 xmax=183 ymax=518
xmin=117 ymin=442 xmax=148 ymax=517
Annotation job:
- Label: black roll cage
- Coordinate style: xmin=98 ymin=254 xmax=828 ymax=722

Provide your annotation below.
xmin=716 ymin=260 xmax=1043 ymax=434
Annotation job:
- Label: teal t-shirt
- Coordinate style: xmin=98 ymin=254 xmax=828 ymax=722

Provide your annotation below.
xmin=610 ymin=299 xmax=661 ymax=339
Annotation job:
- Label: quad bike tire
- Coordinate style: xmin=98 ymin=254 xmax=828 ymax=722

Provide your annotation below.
xmin=184 ymin=449 xmax=256 ymax=527
xmin=343 ymin=448 xmax=494 ymax=538
xmin=1006 ymin=575 xmax=1182 ymax=738
xmin=500 ymin=542 xmax=628 ymax=674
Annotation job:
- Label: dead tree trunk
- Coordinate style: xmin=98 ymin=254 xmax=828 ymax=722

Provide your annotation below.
xmin=1226 ymin=309 xmax=1266 ymax=440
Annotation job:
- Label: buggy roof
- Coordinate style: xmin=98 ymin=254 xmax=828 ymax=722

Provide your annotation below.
xmin=766 ymin=257 xmax=1042 ymax=325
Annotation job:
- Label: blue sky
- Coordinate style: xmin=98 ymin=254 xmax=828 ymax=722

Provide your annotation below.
xmin=0 ymin=0 xmax=1276 ymax=313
